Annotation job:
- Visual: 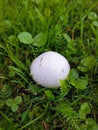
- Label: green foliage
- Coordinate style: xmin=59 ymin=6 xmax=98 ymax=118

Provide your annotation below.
xmin=0 ymin=0 xmax=98 ymax=129
xmin=60 ymin=69 xmax=88 ymax=92
xmin=18 ymin=32 xmax=33 ymax=44
xmin=0 ymin=112 xmax=19 ymax=130
xmin=60 ymin=79 xmax=69 ymax=95
xmin=63 ymin=33 xmax=71 ymax=43
xmin=33 ymin=32 xmax=47 ymax=47
xmin=57 ymin=103 xmax=78 ymax=118
xmin=44 ymin=90 xmax=54 ymax=101
xmin=79 ymin=102 xmax=91 ymax=119
xmin=18 ymin=31 xmax=47 ymax=46
xmin=0 ymin=84 xmax=12 ymax=98
xmin=88 ymin=12 xmax=97 ymax=20
xmin=70 ymin=77 xmax=88 ymax=90
xmin=56 ymin=102 xmax=97 ymax=130
xmin=85 ymin=118 xmax=98 ymax=130
xmin=6 ymin=96 xmax=22 ymax=112
xmin=93 ymin=21 xmax=98 ymax=27
xmin=78 ymin=56 xmax=97 ymax=72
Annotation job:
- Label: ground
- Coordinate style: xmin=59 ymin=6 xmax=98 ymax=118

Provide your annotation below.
xmin=0 ymin=0 xmax=98 ymax=130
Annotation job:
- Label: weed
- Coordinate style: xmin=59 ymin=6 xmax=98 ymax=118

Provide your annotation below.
xmin=0 ymin=0 xmax=98 ymax=130
xmin=6 ymin=96 xmax=22 ymax=112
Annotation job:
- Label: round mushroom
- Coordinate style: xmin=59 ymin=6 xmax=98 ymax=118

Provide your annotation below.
xmin=30 ymin=51 xmax=70 ymax=88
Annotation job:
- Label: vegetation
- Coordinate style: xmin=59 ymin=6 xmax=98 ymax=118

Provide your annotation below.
xmin=0 ymin=0 xmax=98 ymax=129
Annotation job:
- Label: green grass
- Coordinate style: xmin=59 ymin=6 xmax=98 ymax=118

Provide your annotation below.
xmin=0 ymin=0 xmax=98 ymax=130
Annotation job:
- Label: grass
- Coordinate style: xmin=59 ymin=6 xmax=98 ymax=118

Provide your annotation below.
xmin=0 ymin=0 xmax=98 ymax=130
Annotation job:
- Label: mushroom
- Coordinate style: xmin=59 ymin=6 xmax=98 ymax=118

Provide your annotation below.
xmin=30 ymin=51 xmax=70 ymax=88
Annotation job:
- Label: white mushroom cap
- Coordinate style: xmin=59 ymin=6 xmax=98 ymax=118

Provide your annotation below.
xmin=30 ymin=51 xmax=70 ymax=88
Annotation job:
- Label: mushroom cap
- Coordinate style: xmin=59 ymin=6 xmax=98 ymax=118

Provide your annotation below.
xmin=30 ymin=51 xmax=70 ymax=88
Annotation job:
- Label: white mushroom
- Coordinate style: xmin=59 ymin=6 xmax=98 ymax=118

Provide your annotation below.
xmin=30 ymin=51 xmax=70 ymax=88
